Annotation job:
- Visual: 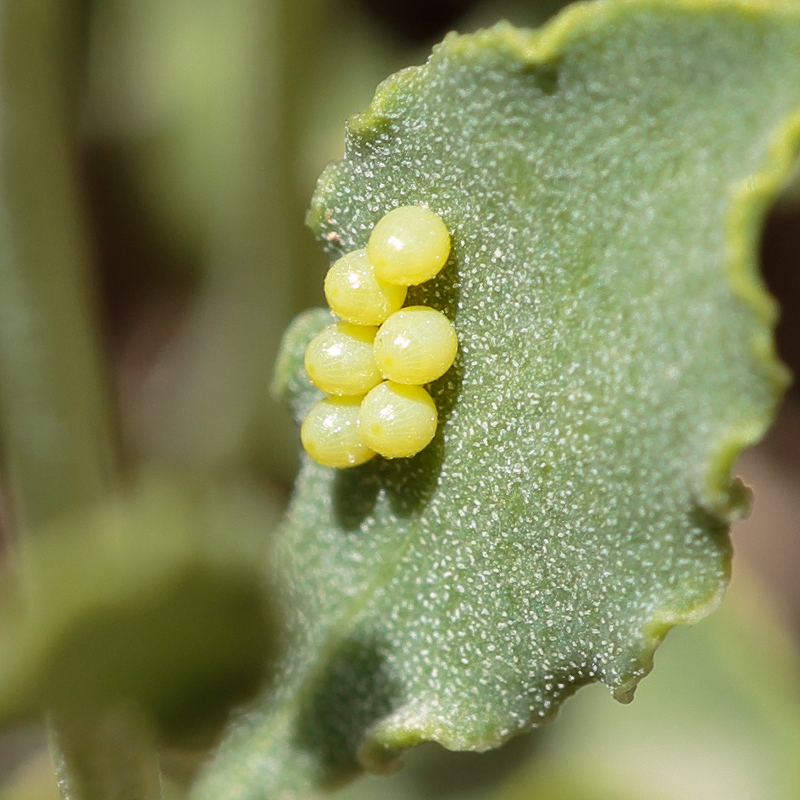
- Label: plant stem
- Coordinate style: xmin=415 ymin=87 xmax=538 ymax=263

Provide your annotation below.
xmin=0 ymin=0 xmax=114 ymax=529
xmin=50 ymin=710 xmax=163 ymax=800
xmin=131 ymin=0 xmax=327 ymax=480
xmin=0 ymin=2 xmax=162 ymax=797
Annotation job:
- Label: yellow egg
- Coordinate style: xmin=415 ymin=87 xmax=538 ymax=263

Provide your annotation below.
xmin=324 ymin=248 xmax=407 ymax=325
xmin=301 ymin=397 xmax=376 ymax=468
xmin=368 ymin=205 xmax=451 ymax=286
xmin=374 ymin=306 xmax=458 ymax=385
xmin=304 ymin=322 xmax=382 ymax=396
xmin=358 ymin=381 xmax=438 ymax=459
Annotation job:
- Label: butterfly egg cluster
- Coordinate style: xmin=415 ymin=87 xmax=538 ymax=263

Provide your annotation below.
xmin=302 ymin=205 xmax=457 ymax=467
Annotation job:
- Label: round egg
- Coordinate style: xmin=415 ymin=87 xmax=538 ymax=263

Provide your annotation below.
xmin=374 ymin=306 xmax=458 ymax=385
xmin=324 ymin=248 xmax=406 ymax=325
xmin=301 ymin=396 xmax=376 ymax=468
xmin=304 ymin=322 xmax=382 ymax=396
xmin=368 ymin=205 xmax=450 ymax=286
xmin=358 ymin=381 xmax=438 ymax=459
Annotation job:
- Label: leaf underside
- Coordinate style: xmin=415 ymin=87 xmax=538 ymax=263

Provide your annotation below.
xmin=195 ymin=1 xmax=800 ymax=797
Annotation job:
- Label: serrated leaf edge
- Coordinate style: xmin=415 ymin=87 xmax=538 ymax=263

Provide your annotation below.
xmin=303 ymin=0 xmax=799 ymax=770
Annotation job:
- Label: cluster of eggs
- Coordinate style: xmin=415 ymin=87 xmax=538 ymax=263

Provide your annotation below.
xmin=301 ymin=205 xmax=458 ymax=468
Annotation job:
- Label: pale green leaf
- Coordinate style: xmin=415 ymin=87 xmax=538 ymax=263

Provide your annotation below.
xmin=195 ymin=2 xmax=800 ymax=797
xmin=0 ymin=474 xmax=281 ymax=745
xmin=488 ymin=570 xmax=800 ymax=800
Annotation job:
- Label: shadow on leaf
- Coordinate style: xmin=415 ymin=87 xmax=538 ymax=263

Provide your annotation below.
xmin=294 ymin=635 xmax=400 ymax=788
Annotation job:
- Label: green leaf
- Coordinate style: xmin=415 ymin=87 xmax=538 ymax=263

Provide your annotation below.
xmin=0 ymin=473 xmax=281 ymax=745
xmin=487 ymin=570 xmax=800 ymax=800
xmin=195 ymin=1 xmax=800 ymax=796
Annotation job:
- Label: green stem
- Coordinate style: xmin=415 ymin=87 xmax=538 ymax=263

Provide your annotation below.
xmin=132 ymin=0 xmax=328 ymax=480
xmin=0 ymin=2 xmax=161 ymax=797
xmin=0 ymin=0 xmax=114 ymax=529
xmin=50 ymin=709 xmax=163 ymax=800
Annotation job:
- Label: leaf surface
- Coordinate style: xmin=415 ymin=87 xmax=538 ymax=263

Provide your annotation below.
xmin=488 ymin=570 xmax=800 ymax=800
xmin=195 ymin=2 xmax=800 ymax=796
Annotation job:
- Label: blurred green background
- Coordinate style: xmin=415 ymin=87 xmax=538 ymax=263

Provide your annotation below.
xmin=1 ymin=0 xmax=800 ymax=798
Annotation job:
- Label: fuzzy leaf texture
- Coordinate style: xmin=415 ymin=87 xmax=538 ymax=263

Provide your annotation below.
xmin=195 ymin=1 xmax=800 ymax=797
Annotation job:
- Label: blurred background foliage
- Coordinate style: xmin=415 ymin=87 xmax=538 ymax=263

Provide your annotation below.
xmin=0 ymin=0 xmax=799 ymax=798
